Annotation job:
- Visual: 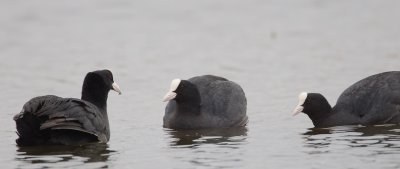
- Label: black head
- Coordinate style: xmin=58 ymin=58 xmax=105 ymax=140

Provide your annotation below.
xmin=81 ymin=69 xmax=121 ymax=109
xmin=163 ymin=79 xmax=200 ymax=103
xmin=163 ymin=79 xmax=201 ymax=114
xmin=293 ymin=92 xmax=333 ymax=126
xmin=83 ymin=70 xmax=121 ymax=95
xmin=174 ymin=80 xmax=200 ymax=102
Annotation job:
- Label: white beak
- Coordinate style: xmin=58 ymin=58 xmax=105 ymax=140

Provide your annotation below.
xmin=112 ymin=82 xmax=122 ymax=95
xmin=163 ymin=91 xmax=177 ymax=102
xmin=292 ymin=92 xmax=307 ymax=116
xmin=292 ymin=105 xmax=304 ymax=116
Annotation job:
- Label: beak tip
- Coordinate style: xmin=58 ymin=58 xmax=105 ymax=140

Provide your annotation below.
xmin=163 ymin=91 xmax=177 ymax=102
xmin=112 ymin=82 xmax=122 ymax=95
xmin=292 ymin=106 xmax=304 ymax=117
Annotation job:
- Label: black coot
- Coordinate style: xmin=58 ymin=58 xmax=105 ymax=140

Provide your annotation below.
xmin=14 ymin=70 xmax=121 ymax=146
xmin=293 ymin=71 xmax=400 ymax=128
xmin=163 ymin=75 xmax=248 ymax=129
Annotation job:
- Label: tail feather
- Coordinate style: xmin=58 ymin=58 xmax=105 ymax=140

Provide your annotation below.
xmin=14 ymin=112 xmax=49 ymax=146
xmin=14 ymin=111 xmax=98 ymax=146
xmin=14 ymin=96 xmax=103 ymax=146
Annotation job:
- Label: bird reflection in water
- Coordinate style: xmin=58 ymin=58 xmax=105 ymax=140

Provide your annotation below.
xmin=164 ymin=127 xmax=248 ymax=168
xmin=165 ymin=127 xmax=248 ymax=147
xmin=302 ymin=124 xmax=400 ymax=153
xmin=15 ymin=143 xmax=115 ymax=168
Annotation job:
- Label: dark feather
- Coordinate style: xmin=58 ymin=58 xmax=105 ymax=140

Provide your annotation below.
xmin=14 ymin=95 xmax=109 ymax=146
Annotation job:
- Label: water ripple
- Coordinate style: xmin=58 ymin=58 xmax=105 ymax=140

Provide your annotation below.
xmin=303 ymin=125 xmax=400 ymax=154
xmin=15 ymin=144 xmax=116 ymax=169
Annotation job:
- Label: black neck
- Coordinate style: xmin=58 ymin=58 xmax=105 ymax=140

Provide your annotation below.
xmin=81 ymin=81 xmax=109 ymax=111
xmin=305 ymin=100 xmax=333 ymax=127
xmin=307 ymin=109 xmax=334 ymax=127
xmin=176 ymin=90 xmax=201 ymax=115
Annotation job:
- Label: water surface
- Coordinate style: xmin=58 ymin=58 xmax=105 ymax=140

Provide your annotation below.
xmin=1 ymin=0 xmax=400 ymax=168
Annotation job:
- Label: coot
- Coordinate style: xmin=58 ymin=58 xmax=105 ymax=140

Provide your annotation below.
xmin=14 ymin=70 xmax=121 ymax=146
xmin=163 ymin=75 xmax=248 ymax=129
xmin=293 ymin=71 xmax=400 ymax=127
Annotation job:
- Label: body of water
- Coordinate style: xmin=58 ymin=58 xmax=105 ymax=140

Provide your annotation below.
xmin=1 ymin=0 xmax=400 ymax=168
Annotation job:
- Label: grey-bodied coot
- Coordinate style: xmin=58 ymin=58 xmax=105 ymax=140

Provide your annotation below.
xmin=163 ymin=75 xmax=248 ymax=129
xmin=293 ymin=71 xmax=400 ymax=128
xmin=14 ymin=70 xmax=121 ymax=146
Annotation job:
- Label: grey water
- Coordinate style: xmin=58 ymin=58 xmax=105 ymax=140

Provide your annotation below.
xmin=1 ymin=0 xmax=400 ymax=168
